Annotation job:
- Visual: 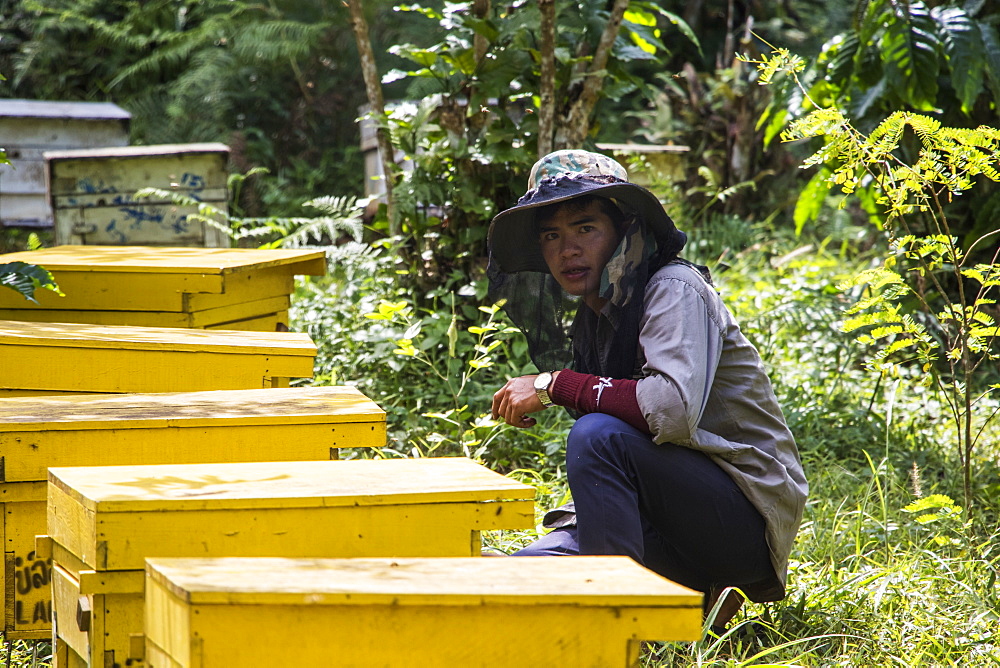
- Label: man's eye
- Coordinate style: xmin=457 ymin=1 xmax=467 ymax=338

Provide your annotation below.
xmin=541 ymin=232 xmax=558 ymax=241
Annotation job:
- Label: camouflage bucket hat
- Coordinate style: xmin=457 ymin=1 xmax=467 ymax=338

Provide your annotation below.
xmin=488 ymin=149 xmax=679 ymax=274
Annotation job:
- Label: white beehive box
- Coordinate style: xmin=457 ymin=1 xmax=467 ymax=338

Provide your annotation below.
xmin=0 ymin=99 xmax=130 ymax=229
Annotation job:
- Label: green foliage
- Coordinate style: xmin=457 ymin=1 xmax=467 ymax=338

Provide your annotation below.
xmin=375 ymin=1 xmax=699 ymax=300
xmin=0 ymin=260 xmax=61 ymax=303
xmin=811 ymin=0 xmax=1000 ymax=124
xmin=753 ymin=2 xmax=1000 ymax=252
xmin=362 ymin=297 xmax=519 ymax=459
xmin=745 ymin=45 xmax=1000 ymax=512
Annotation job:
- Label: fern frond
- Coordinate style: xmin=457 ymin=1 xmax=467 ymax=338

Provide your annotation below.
xmin=232 ymin=21 xmax=330 ymax=61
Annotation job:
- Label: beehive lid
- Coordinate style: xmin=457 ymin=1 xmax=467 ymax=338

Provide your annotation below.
xmin=0 ymin=386 xmax=381 ymax=433
xmin=0 ymin=245 xmax=327 ymax=277
xmin=0 ymin=319 xmax=316 ymax=355
xmin=43 ymin=142 xmax=229 ymax=161
xmin=48 ymin=457 xmax=532 ymax=513
xmin=146 ymin=556 xmax=701 ymax=607
xmin=0 ymin=99 xmax=131 ymax=121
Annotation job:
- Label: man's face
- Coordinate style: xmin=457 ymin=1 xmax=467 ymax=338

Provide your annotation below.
xmin=538 ymin=199 xmax=622 ymax=309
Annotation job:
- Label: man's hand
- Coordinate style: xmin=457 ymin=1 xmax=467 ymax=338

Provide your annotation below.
xmin=492 ymin=374 xmax=548 ymax=428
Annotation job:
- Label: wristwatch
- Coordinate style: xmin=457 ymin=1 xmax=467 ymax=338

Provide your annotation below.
xmin=533 ymin=371 xmax=555 ymax=408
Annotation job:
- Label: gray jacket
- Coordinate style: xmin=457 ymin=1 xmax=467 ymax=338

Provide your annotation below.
xmin=547 ymin=261 xmax=808 ymax=601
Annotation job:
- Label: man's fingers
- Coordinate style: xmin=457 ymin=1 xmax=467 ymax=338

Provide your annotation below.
xmin=492 ymin=377 xmax=537 ymax=428
xmin=491 ymin=380 xmax=512 ymax=419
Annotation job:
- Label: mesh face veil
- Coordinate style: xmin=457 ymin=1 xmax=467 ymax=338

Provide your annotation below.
xmin=487 ymin=150 xmax=707 ymax=379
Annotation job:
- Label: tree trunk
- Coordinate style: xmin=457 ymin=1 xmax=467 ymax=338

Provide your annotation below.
xmin=473 ymin=0 xmax=491 ymax=64
xmin=537 ymin=0 xmax=556 ymax=157
xmin=554 ymin=0 xmax=629 ymax=149
xmin=345 ymin=0 xmax=398 ymax=235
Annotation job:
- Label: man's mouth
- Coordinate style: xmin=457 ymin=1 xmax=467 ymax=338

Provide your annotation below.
xmin=562 ymin=267 xmax=588 ymax=280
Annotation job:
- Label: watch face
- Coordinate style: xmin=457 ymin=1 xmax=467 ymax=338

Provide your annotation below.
xmin=534 ymin=372 xmax=552 ymax=390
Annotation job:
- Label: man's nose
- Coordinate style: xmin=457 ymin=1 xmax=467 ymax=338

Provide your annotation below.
xmin=559 ymin=237 xmax=581 ymax=257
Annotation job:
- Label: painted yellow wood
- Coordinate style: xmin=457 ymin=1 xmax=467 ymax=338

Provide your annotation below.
xmin=52 ymin=565 xmax=144 ymax=668
xmin=203 ymin=311 xmax=288 ymax=332
xmin=1 ymin=486 xmax=52 ymax=638
xmin=0 ymin=389 xmax=105 ymax=397
xmin=47 ymin=458 xmax=534 ymax=667
xmin=0 ymin=245 xmax=326 ymax=275
xmin=47 ymin=458 xmax=535 ymax=571
xmin=143 ymin=556 xmax=703 ymax=668
xmin=52 ymin=563 xmax=91 ymax=658
xmin=0 ymin=386 xmax=386 ymax=483
xmin=0 ymin=246 xmax=325 ymax=326
xmin=0 ymin=319 xmax=315 ymax=394
xmin=0 ymin=295 xmax=290 ymax=329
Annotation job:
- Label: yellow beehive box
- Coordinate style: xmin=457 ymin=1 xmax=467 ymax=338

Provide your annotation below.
xmin=0 ymin=385 xmax=385 ymax=641
xmin=142 ymin=556 xmax=702 ymax=668
xmin=1 ymin=480 xmax=49 ymax=639
xmin=45 ymin=458 xmax=535 ymax=667
xmin=0 ymin=319 xmax=316 ymax=396
xmin=45 ymin=143 xmax=230 ymax=247
xmin=0 ymin=246 xmax=327 ymax=331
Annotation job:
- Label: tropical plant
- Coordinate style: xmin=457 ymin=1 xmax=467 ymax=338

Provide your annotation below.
xmin=744 ymin=45 xmax=1000 ymax=512
xmin=0 ymin=260 xmax=61 ymax=302
xmin=776 ymin=0 xmax=1000 ymax=248
xmin=362 ymin=297 xmax=519 ymax=460
xmin=0 ymin=232 xmax=61 ymax=302
xmin=134 ymin=183 xmax=365 ymax=250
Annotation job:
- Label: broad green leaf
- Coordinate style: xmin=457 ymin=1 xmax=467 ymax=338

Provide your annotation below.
xmin=0 ymin=262 xmax=62 ymax=303
xmin=635 ymin=4 xmax=700 ymax=53
xmin=879 ymin=1 xmax=941 ymax=109
xmin=793 ymin=168 xmax=833 ymax=235
xmin=934 ymin=6 xmax=986 ymax=114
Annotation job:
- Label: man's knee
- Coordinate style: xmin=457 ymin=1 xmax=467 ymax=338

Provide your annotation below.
xmin=566 ymin=413 xmax=632 ymax=466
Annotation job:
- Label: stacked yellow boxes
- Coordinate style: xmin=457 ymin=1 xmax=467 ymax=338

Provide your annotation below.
xmin=43 ymin=458 xmax=534 ymax=666
xmin=1 ymin=386 xmax=386 ymax=641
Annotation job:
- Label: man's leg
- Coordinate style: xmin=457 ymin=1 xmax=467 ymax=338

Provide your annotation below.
xmin=511 ymin=526 xmax=579 ymax=556
xmin=564 ymin=413 xmax=772 ymax=594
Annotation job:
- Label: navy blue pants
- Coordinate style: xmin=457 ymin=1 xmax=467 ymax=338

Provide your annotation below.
xmin=515 ymin=413 xmax=772 ymax=594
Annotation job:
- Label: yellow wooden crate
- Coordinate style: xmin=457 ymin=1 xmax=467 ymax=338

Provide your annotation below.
xmin=1 ymin=481 xmax=49 ymax=640
xmin=0 ymin=386 xmax=386 ymax=483
xmin=1 ymin=386 xmax=386 ymax=642
xmin=0 ymin=295 xmax=289 ymax=330
xmin=45 ymin=457 xmax=535 ymax=667
xmin=0 ymin=319 xmax=316 ymax=395
xmin=0 ymin=246 xmax=326 ymax=331
xmin=142 ymin=556 xmax=702 ymax=668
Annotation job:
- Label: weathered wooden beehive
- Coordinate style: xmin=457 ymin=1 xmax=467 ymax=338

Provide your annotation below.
xmin=142 ymin=556 xmax=702 ymax=668
xmin=0 ymin=386 xmax=387 ymax=641
xmin=43 ymin=457 xmax=534 ymax=666
xmin=0 ymin=246 xmax=326 ymax=331
xmin=0 ymin=99 xmax=130 ymax=230
xmin=0 ymin=319 xmax=317 ymax=396
xmin=44 ymin=143 xmax=230 ymax=247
